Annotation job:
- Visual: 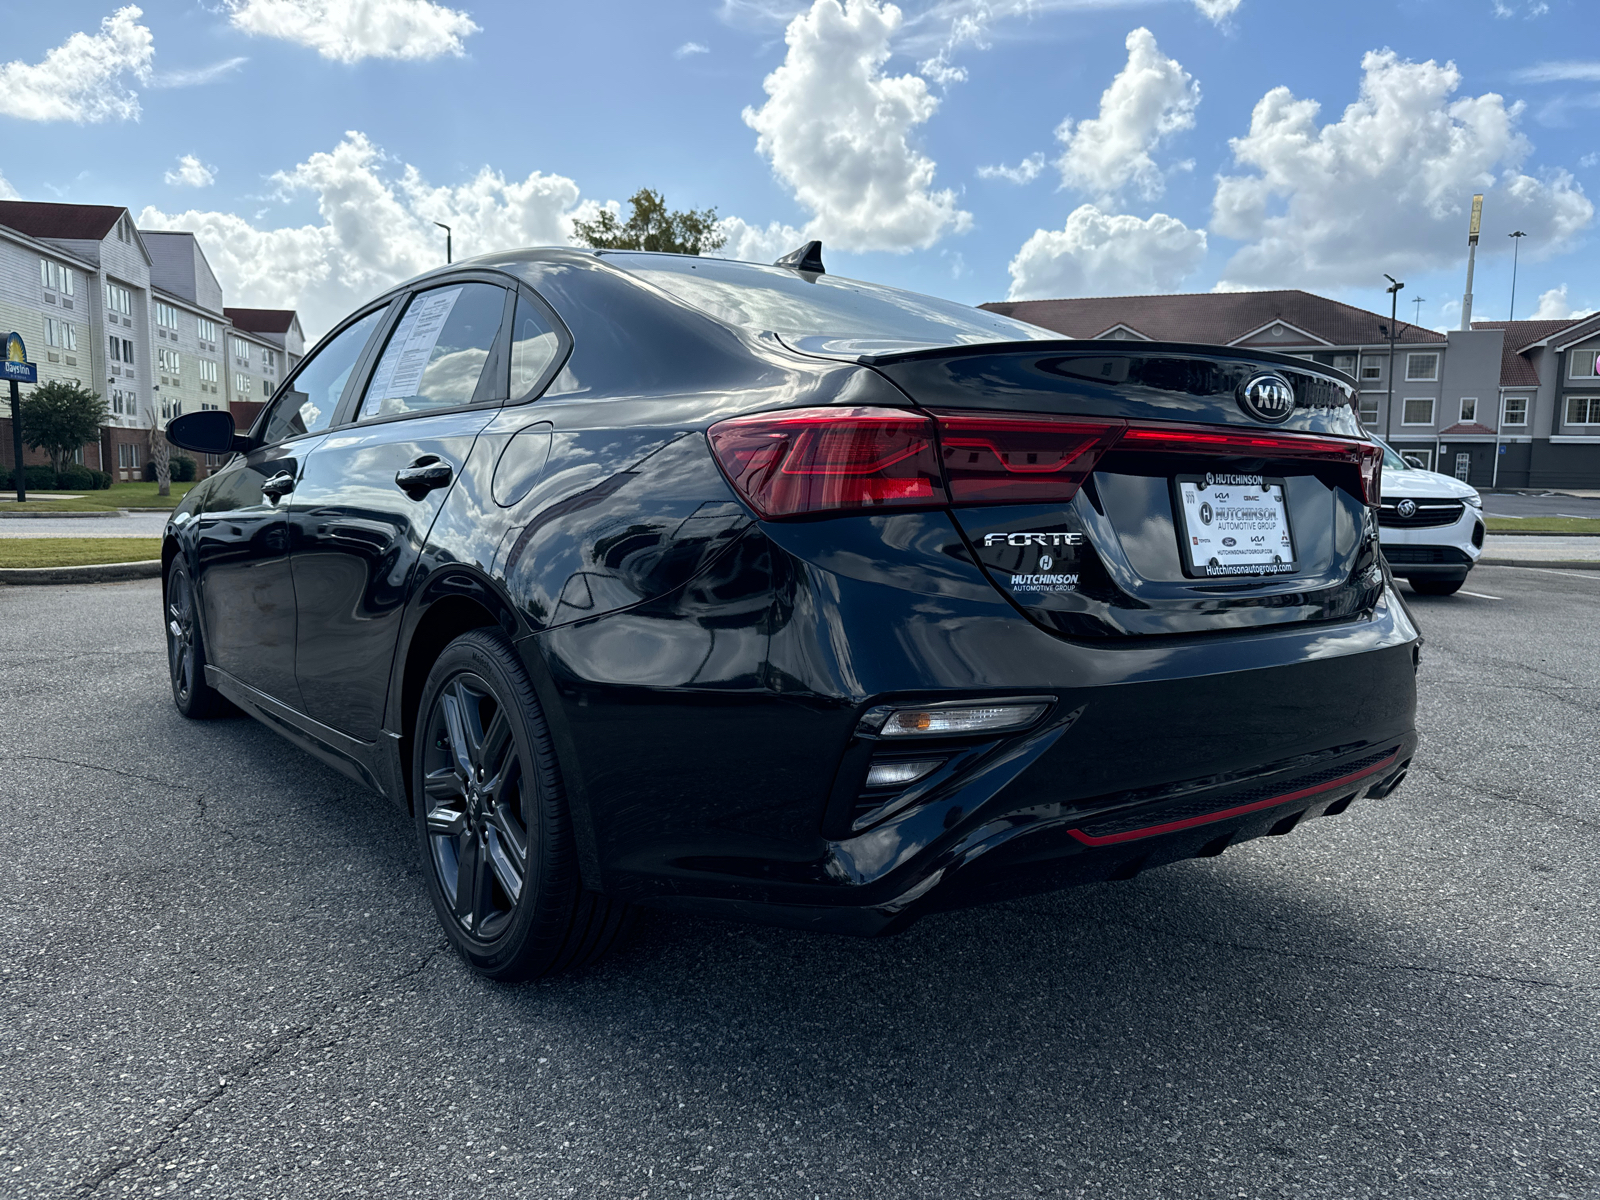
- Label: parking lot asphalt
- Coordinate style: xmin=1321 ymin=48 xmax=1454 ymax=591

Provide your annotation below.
xmin=0 ymin=513 xmax=170 ymax=539
xmin=1 ymin=572 xmax=1596 ymax=1199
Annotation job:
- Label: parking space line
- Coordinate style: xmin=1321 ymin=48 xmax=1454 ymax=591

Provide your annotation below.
xmin=1458 ymin=589 xmax=1501 ymax=600
xmin=1484 ymin=566 xmax=1600 ymax=581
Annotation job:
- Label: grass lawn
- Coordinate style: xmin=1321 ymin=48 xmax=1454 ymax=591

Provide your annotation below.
xmin=0 ymin=538 xmax=163 ymax=568
xmin=1485 ymin=517 xmax=1600 ymax=535
xmin=0 ymin=481 xmax=195 ymax=512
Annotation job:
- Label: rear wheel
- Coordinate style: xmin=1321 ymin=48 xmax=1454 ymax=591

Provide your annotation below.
xmin=1407 ymin=576 xmax=1466 ymax=596
xmin=413 ymin=629 xmax=635 ymax=979
xmin=165 ymin=560 xmax=232 ymax=718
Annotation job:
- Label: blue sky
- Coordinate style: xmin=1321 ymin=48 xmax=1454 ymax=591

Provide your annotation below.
xmin=1 ymin=0 xmax=1596 ymax=337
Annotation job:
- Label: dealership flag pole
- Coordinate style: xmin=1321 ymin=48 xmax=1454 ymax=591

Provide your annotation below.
xmin=1460 ymin=193 xmax=1483 ymax=331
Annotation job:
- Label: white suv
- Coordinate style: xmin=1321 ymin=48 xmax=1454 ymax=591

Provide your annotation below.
xmin=1374 ymin=438 xmax=1485 ymax=596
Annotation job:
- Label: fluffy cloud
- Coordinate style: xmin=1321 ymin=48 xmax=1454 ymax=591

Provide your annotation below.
xmin=224 ymin=0 xmax=479 ymax=63
xmin=139 ymin=132 xmax=598 ymax=337
xmin=713 ymin=216 xmax=809 ymax=263
xmin=164 ymin=155 xmax=216 ymax=188
xmin=1213 ymin=50 xmax=1594 ymax=289
xmin=0 ymin=6 xmax=152 ymax=123
xmin=1006 ymin=204 xmax=1207 ymax=300
xmin=743 ymin=0 xmax=970 ymax=253
xmin=1531 ymin=284 xmax=1596 ymax=320
xmin=1056 ymin=28 xmax=1199 ymax=203
xmin=0 ymin=172 xmax=17 ymax=200
xmin=675 ymin=41 xmax=710 ymax=58
xmin=977 ymin=153 xmax=1045 ymax=184
xmin=1193 ymin=0 xmax=1243 ymax=23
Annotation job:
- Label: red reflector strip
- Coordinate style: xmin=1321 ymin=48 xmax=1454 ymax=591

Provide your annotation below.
xmin=1065 ymin=752 xmax=1399 ymax=847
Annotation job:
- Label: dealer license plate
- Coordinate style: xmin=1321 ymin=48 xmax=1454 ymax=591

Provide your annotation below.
xmin=1175 ymin=473 xmax=1297 ymax=578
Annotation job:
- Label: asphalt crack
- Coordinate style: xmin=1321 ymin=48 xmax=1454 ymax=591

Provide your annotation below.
xmin=69 ymin=944 xmax=449 ymax=1197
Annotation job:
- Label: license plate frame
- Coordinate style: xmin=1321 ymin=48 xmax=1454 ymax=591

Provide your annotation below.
xmin=1172 ymin=473 xmax=1298 ymax=579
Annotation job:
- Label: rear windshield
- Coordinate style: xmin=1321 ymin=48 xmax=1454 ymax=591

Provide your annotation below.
xmin=611 ymin=254 xmax=1055 ymax=350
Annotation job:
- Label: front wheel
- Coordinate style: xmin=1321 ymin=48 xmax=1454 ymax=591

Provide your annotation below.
xmin=413 ymin=629 xmax=636 ymax=979
xmin=165 ymin=560 xmax=233 ymax=718
xmin=1407 ymin=576 xmax=1466 ymax=596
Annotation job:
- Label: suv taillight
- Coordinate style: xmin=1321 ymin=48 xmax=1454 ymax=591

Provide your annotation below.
xmin=708 ymin=409 xmax=1382 ymax=518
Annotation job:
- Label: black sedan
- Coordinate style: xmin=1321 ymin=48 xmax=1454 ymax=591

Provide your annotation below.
xmin=163 ymin=244 xmax=1419 ymax=978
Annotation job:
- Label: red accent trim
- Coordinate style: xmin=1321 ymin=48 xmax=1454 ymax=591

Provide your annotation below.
xmin=1065 ymin=752 xmax=1399 ymax=847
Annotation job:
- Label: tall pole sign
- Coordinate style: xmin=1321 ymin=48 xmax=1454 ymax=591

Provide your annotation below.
xmin=1460 ymin=193 xmax=1484 ymax=331
xmin=4 ymin=332 xmax=39 ymax=503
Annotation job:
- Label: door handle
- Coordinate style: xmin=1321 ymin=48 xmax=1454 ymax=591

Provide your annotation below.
xmin=395 ymin=457 xmax=454 ymax=499
xmin=261 ymin=471 xmax=296 ymax=502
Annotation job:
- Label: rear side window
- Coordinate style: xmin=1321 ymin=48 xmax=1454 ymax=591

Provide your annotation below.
xmin=511 ymin=295 xmax=561 ymax=399
xmin=263 ymin=307 xmax=385 ymax=444
xmin=359 ymin=283 xmax=508 ymax=420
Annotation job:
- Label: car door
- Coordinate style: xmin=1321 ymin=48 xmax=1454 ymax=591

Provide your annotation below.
xmin=287 ymin=277 xmax=517 ymax=741
xmin=195 ymin=305 xmax=388 ymax=705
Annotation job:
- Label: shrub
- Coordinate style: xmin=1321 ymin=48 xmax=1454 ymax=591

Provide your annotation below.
xmin=4 ymin=465 xmax=59 ymax=490
xmin=144 ymin=456 xmax=197 ymax=483
xmin=91 ymin=469 xmax=112 ymax=489
xmin=58 ymin=464 xmax=96 ymax=490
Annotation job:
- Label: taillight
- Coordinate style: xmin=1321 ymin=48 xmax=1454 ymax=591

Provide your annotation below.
xmin=935 ymin=413 xmax=1124 ymax=504
xmin=707 ymin=407 xmax=946 ymax=519
xmin=1116 ymin=422 xmax=1383 ymax=507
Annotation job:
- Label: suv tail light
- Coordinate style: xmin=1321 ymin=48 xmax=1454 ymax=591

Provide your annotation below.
xmin=708 ymin=409 xmax=1382 ymax=518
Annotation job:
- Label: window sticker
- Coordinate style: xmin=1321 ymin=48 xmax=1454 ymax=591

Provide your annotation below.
xmin=366 ymin=288 xmax=464 ymax=407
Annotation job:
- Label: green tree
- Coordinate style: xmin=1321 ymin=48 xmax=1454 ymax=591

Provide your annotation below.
xmin=20 ymin=380 xmax=107 ymax=481
xmin=572 ymin=188 xmax=727 ymax=255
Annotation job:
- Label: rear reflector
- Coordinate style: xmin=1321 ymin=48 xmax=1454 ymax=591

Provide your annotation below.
xmin=877 ymin=702 xmax=1049 ymax=737
xmin=709 ymin=408 xmax=1381 ymax=518
xmin=706 ymin=406 xmax=945 ymax=519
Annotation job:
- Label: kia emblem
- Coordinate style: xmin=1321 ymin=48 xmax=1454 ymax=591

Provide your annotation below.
xmin=1238 ymin=373 xmax=1296 ymax=424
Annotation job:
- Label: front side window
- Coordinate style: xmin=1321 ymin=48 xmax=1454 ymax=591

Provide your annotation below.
xmin=1406 ymin=352 xmax=1439 ymax=381
xmin=358 ymin=282 xmax=508 ymax=420
xmin=1571 ymin=349 xmax=1599 ymax=379
xmin=1402 ymin=397 xmax=1434 ymax=425
xmin=1503 ymin=395 xmax=1528 ymax=425
xmin=261 ymin=306 xmax=386 ymax=444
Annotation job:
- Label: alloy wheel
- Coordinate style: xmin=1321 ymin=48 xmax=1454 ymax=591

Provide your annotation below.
xmin=166 ymin=569 xmax=196 ymax=703
xmin=421 ymin=674 xmax=532 ymax=941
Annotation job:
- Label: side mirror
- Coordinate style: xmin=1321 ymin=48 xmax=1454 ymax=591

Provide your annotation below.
xmin=166 ymin=410 xmax=256 ymax=455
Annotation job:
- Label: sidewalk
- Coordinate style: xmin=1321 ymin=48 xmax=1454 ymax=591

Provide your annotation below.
xmin=1478 ymin=534 xmax=1600 ymax=567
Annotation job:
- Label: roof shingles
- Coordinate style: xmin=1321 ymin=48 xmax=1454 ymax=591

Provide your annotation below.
xmin=0 ymin=201 xmax=127 ymax=242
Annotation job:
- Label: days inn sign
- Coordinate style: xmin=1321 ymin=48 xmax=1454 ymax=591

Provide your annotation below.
xmin=3 ymin=332 xmax=37 ymax=384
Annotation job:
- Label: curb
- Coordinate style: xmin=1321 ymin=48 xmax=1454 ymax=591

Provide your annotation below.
xmin=1486 ymin=530 xmax=1600 ymax=537
xmin=0 ymin=559 xmax=162 ymax=585
xmin=1478 ymin=558 xmax=1600 ymax=571
xmin=0 ymin=508 xmax=123 ymax=519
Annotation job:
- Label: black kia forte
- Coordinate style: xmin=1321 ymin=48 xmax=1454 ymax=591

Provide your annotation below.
xmin=162 ymin=244 xmax=1419 ymax=978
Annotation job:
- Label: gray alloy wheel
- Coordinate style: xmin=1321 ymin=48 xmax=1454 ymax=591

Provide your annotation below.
xmin=164 ymin=561 xmax=232 ymax=719
xmin=413 ymin=629 xmax=636 ymax=979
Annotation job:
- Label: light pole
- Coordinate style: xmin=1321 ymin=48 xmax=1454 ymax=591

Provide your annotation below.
xmin=1383 ymin=274 xmax=1404 ymax=443
xmin=434 ymin=221 xmax=452 ymax=265
xmin=1412 ymin=296 xmax=1426 ymax=326
xmin=1508 ymin=230 xmax=1527 ymax=320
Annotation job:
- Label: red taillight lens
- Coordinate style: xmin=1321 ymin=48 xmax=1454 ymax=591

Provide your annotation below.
xmin=707 ymin=407 xmax=946 ymax=519
xmin=1358 ymin=443 xmax=1382 ymax=508
xmin=934 ymin=412 xmax=1125 ymax=504
xmin=1117 ymin=423 xmax=1383 ymax=507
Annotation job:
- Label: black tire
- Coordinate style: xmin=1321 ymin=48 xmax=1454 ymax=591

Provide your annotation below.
xmin=1407 ymin=576 xmax=1466 ymax=596
xmin=165 ymin=559 xmax=233 ymax=719
xmin=413 ymin=629 xmax=636 ymax=980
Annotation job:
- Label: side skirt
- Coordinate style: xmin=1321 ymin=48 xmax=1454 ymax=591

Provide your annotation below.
xmin=205 ymin=665 xmax=393 ymax=802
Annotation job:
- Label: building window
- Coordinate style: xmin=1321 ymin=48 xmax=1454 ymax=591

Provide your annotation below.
xmin=197 ymin=317 xmax=217 ymax=343
xmin=1571 ymin=350 xmax=1599 ymax=379
xmin=1459 ymin=397 xmax=1477 ymax=423
xmin=1405 ymin=353 xmax=1439 ymax=382
xmin=117 ymin=443 xmax=142 ymax=469
xmin=155 ymin=301 xmax=179 ymax=329
xmin=1503 ymin=395 xmax=1528 ymax=426
xmin=262 ymin=348 xmax=276 ymax=372
xmin=199 ymin=359 xmax=218 ymax=384
xmin=158 ymin=348 xmax=181 ymax=374
xmin=235 ymin=373 xmax=252 ymax=395
xmin=1333 ymin=353 xmax=1357 ymax=373
xmin=232 ymin=336 xmax=253 ymax=364
xmin=1402 ymin=397 xmax=1434 ymax=425
xmin=108 ymin=335 xmax=121 ymax=363
xmin=1565 ymin=396 xmax=1600 ymax=425
xmin=45 ymin=318 xmax=59 ymax=347
xmin=1360 ymin=356 xmax=1383 ymax=380
xmin=1358 ymin=396 xmax=1379 ymax=425
xmin=121 ymin=338 xmax=134 ymax=365
xmin=105 ymin=282 xmax=132 ymax=315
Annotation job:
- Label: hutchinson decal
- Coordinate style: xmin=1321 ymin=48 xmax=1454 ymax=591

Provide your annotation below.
xmin=1009 ymin=572 xmax=1079 ymax=594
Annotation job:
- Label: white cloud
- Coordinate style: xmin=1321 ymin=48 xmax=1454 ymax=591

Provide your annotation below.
xmin=1193 ymin=0 xmax=1242 ymax=23
xmin=1212 ymin=49 xmax=1595 ymax=289
xmin=1006 ymin=204 xmax=1207 ymax=300
xmin=139 ymin=132 xmax=599 ymax=337
xmin=918 ymin=7 xmax=988 ymax=87
xmin=1056 ymin=27 xmax=1199 ymax=203
xmin=1531 ymin=284 xmax=1596 ymax=320
xmin=149 ymin=56 xmax=249 ymax=88
xmin=0 ymin=172 xmax=18 ymax=200
xmin=0 ymin=6 xmax=152 ymax=123
xmin=164 ymin=155 xmax=216 ymax=188
xmin=977 ymin=153 xmax=1045 ymax=184
xmin=742 ymin=0 xmax=971 ymax=253
xmin=1494 ymin=1 xmax=1549 ymax=18
xmin=713 ymin=216 xmax=809 ymax=263
xmin=1582 ymin=152 xmax=1599 ymax=169
xmin=1512 ymin=60 xmax=1600 ymax=83
xmin=675 ymin=41 xmax=710 ymax=58
xmin=224 ymin=0 xmax=479 ymax=63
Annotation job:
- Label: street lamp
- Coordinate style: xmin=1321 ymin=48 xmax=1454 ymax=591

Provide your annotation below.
xmin=1508 ymin=230 xmax=1527 ymax=321
xmin=434 ymin=221 xmax=452 ymax=265
xmin=1383 ymin=274 xmax=1404 ymax=441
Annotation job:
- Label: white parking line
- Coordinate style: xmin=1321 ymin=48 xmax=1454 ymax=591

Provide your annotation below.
xmin=1458 ymin=589 xmax=1501 ymax=600
xmin=1485 ymin=566 xmax=1600 ymax=581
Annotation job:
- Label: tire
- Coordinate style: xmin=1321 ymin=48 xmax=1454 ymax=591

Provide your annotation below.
xmin=1407 ymin=576 xmax=1466 ymax=596
xmin=165 ymin=559 xmax=233 ymax=719
xmin=413 ymin=629 xmax=636 ymax=980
